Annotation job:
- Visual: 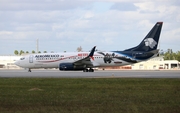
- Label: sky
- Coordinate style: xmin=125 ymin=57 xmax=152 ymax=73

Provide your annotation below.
xmin=0 ymin=0 xmax=180 ymax=55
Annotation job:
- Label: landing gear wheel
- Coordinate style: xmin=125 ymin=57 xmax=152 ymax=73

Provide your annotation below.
xmin=83 ymin=69 xmax=89 ymax=72
xmin=28 ymin=69 xmax=31 ymax=72
xmin=89 ymin=68 xmax=94 ymax=72
xmin=83 ymin=68 xmax=94 ymax=72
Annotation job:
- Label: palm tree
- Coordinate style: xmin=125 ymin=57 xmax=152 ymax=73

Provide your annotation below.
xmin=77 ymin=46 xmax=83 ymax=52
xmin=19 ymin=50 xmax=24 ymax=55
xmin=14 ymin=50 xmax=19 ymax=55
xmin=32 ymin=50 xmax=35 ymax=54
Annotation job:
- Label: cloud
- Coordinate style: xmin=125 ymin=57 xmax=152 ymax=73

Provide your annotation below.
xmin=0 ymin=0 xmax=180 ymax=54
xmin=0 ymin=0 xmax=89 ymax=11
xmin=0 ymin=31 xmax=13 ymax=35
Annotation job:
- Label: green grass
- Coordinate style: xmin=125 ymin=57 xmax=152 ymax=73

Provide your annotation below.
xmin=0 ymin=78 xmax=180 ymax=113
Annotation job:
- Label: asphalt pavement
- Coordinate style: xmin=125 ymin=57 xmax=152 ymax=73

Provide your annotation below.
xmin=0 ymin=69 xmax=180 ymax=78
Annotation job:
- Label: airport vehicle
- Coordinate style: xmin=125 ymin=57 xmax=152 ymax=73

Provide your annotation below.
xmin=15 ymin=22 xmax=163 ymax=72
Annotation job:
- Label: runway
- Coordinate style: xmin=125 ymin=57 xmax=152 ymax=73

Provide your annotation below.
xmin=0 ymin=69 xmax=180 ymax=78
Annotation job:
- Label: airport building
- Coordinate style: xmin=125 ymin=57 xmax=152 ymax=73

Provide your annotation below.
xmin=0 ymin=55 xmax=21 ymax=69
xmin=131 ymin=56 xmax=180 ymax=70
xmin=0 ymin=55 xmax=180 ymax=70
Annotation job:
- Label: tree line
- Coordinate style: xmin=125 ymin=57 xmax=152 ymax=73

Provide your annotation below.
xmin=14 ymin=46 xmax=83 ymax=55
xmin=160 ymin=49 xmax=180 ymax=61
xmin=14 ymin=50 xmax=47 ymax=55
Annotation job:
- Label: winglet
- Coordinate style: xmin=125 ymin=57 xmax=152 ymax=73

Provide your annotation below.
xmin=88 ymin=46 xmax=96 ymax=60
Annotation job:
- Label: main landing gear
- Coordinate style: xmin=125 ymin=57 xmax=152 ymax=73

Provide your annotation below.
xmin=83 ymin=68 xmax=94 ymax=72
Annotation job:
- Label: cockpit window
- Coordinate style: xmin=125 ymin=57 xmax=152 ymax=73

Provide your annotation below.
xmin=20 ymin=57 xmax=25 ymax=60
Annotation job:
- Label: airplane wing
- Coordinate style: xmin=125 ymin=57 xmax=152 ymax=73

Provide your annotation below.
xmin=73 ymin=46 xmax=96 ymax=67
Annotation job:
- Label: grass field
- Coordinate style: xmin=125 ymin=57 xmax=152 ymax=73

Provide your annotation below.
xmin=0 ymin=78 xmax=180 ymax=113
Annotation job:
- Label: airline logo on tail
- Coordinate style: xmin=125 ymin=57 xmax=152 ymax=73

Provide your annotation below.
xmin=144 ymin=38 xmax=157 ymax=49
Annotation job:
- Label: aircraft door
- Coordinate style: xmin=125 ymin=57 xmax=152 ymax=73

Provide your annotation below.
xmin=29 ymin=55 xmax=33 ymax=63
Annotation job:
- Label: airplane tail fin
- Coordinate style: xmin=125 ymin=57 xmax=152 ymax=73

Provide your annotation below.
xmin=125 ymin=22 xmax=163 ymax=52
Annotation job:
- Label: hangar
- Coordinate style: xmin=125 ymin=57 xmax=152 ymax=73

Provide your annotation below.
xmin=131 ymin=56 xmax=180 ymax=70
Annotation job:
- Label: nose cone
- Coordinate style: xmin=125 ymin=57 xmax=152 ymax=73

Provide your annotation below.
xmin=14 ymin=60 xmax=21 ymax=67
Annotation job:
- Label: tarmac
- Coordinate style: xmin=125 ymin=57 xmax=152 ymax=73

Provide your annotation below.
xmin=0 ymin=69 xmax=180 ymax=78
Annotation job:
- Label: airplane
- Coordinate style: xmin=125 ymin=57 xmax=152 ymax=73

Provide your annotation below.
xmin=15 ymin=22 xmax=163 ymax=72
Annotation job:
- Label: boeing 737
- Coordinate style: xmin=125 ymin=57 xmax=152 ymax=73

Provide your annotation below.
xmin=15 ymin=22 xmax=163 ymax=72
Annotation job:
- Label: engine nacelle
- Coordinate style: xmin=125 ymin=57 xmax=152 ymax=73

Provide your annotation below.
xmin=59 ymin=63 xmax=84 ymax=71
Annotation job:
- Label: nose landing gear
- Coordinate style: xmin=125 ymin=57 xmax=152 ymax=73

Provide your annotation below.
xmin=26 ymin=68 xmax=31 ymax=72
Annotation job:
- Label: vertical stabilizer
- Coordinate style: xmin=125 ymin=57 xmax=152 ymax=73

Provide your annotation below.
xmin=125 ymin=22 xmax=163 ymax=52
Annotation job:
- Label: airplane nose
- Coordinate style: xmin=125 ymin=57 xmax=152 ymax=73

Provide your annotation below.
xmin=14 ymin=61 xmax=20 ymax=66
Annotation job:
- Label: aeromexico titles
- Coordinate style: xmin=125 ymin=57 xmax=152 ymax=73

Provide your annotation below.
xmin=15 ymin=22 xmax=163 ymax=72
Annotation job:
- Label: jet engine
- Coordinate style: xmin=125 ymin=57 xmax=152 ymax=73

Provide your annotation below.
xmin=59 ymin=63 xmax=84 ymax=71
